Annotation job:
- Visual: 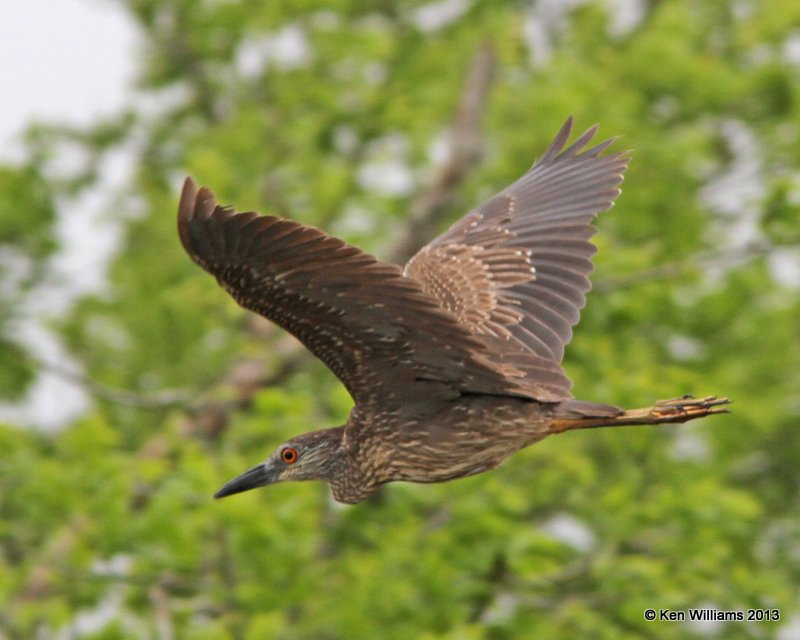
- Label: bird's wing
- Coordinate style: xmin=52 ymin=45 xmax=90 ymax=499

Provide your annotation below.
xmin=178 ymin=178 xmax=570 ymax=406
xmin=405 ymin=117 xmax=628 ymax=364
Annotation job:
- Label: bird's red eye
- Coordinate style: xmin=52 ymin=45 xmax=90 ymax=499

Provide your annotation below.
xmin=281 ymin=447 xmax=298 ymax=464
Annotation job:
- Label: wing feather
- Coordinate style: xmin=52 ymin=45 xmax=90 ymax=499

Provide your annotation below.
xmin=178 ymin=178 xmax=572 ymax=404
xmin=405 ymin=117 xmax=628 ymax=368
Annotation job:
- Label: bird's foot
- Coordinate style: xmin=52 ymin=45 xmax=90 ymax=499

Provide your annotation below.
xmin=548 ymin=394 xmax=731 ymax=433
xmin=651 ymin=395 xmax=731 ymax=421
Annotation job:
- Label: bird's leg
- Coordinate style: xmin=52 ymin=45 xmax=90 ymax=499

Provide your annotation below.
xmin=549 ymin=395 xmax=731 ymax=434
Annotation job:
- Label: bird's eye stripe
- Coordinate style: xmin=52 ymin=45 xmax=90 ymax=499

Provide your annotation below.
xmin=281 ymin=447 xmax=298 ymax=464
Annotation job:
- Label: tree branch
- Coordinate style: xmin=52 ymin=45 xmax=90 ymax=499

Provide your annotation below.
xmin=388 ymin=41 xmax=497 ymax=264
xmin=30 ymin=356 xmax=189 ymax=409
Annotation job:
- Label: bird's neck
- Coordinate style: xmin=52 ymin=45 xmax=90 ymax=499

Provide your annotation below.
xmin=321 ymin=425 xmax=383 ymax=504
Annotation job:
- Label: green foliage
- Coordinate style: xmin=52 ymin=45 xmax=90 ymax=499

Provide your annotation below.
xmin=0 ymin=166 xmax=57 ymax=257
xmin=2 ymin=0 xmax=799 ymax=638
xmin=0 ymin=339 xmax=35 ymax=400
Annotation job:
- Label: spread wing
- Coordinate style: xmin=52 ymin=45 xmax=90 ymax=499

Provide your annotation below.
xmin=178 ymin=178 xmax=570 ymax=406
xmin=405 ymin=117 xmax=628 ymax=364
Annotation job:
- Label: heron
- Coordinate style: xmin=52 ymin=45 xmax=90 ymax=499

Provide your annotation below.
xmin=178 ymin=118 xmax=728 ymax=504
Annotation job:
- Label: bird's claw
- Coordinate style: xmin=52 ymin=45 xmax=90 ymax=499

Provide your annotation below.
xmin=651 ymin=395 xmax=731 ymax=419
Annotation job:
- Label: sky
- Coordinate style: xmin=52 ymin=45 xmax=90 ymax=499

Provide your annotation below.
xmin=0 ymin=0 xmax=138 ymax=158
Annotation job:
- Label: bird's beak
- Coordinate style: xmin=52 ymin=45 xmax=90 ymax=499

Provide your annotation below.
xmin=214 ymin=459 xmax=280 ymax=499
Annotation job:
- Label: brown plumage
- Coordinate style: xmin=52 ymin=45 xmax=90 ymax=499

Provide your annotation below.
xmin=178 ymin=118 xmax=729 ymax=504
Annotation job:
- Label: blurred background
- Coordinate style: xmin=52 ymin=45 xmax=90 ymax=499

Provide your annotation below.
xmin=1 ymin=0 xmax=799 ymax=638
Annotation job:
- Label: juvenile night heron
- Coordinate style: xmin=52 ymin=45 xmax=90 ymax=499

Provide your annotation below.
xmin=178 ymin=118 xmax=728 ymax=504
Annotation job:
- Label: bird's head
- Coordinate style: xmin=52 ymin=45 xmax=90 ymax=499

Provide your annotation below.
xmin=214 ymin=427 xmax=345 ymax=499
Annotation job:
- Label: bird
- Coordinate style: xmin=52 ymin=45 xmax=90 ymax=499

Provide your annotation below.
xmin=178 ymin=117 xmax=729 ymax=504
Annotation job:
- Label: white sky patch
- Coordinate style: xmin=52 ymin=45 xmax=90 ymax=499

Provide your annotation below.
xmin=357 ymin=133 xmax=415 ymax=197
xmin=699 ymin=120 xmax=765 ymax=258
xmin=133 ymin=83 xmax=194 ymax=129
xmin=755 ymin=517 xmax=800 ymax=566
xmin=363 ymin=61 xmax=388 ymax=85
xmin=0 ymin=323 xmax=90 ymax=431
xmin=412 ymin=0 xmax=472 ymax=33
xmin=768 ymin=248 xmax=800 ymax=289
xmin=358 ymin=161 xmax=415 ymax=196
xmin=331 ymin=204 xmax=380 ymax=237
xmin=778 ymin=617 xmax=800 ymax=640
xmin=235 ymin=24 xmax=313 ymax=77
xmin=782 ymin=30 xmax=800 ymax=65
xmin=670 ymin=427 xmax=712 ymax=462
xmin=667 ymin=334 xmax=704 ymax=361
xmin=480 ymin=593 xmax=518 ymax=625
xmin=683 ymin=602 xmax=725 ymax=636
xmin=524 ymin=0 xmax=587 ymax=67
xmin=540 ymin=512 xmax=596 ymax=552
xmin=0 ymin=246 xmax=34 ymax=300
xmin=0 ymin=0 xmax=138 ymax=161
xmin=525 ymin=0 xmax=644 ymax=63
xmin=42 ymin=143 xmax=138 ymax=313
xmin=697 ymin=119 xmax=800 ymax=289
xmin=606 ymin=0 xmax=646 ymax=37
xmin=427 ymin=130 xmax=452 ymax=167
xmin=333 ymin=125 xmax=360 ymax=155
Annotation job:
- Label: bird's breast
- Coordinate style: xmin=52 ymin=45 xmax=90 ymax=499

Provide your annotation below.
xmin=377 ymin=397 xmax=551 ymax=484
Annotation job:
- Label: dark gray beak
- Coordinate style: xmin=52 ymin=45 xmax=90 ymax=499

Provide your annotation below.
xmin=214 ymin=460 xmax=279 ymax=499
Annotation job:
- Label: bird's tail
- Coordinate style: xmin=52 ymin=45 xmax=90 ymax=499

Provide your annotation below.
xmin=549 ymin=395 xmax=730 ymax=434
